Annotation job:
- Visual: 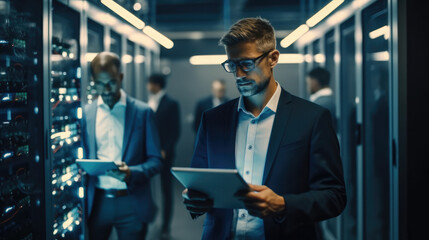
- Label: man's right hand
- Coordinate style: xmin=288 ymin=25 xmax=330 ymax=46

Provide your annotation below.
xmin=182 ymin=188 xmax=213 ymax=218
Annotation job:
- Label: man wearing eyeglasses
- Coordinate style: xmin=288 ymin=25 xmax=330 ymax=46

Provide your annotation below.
xmin=181 ymin=18 xmax=346 ymax=239
xmin=81 ymin=52 xmax=163 ymax=240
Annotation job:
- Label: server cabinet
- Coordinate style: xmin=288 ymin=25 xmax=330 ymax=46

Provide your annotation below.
xmin=1 ymin=0 xmax=46 ymax=239
xmin=1 ymin=0 xmax=85 ymax=239
xmin=50 ymin=1 xmax=85 ymax=239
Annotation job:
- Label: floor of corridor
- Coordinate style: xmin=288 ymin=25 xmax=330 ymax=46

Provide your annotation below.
xmin=107 ymin=174 xmax=205 ymax=240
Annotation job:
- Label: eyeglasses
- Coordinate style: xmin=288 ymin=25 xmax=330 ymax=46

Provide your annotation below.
xmin=94 ymin=79 xmax=117 ymax=91
xmin=221 ymin=51 xmax=271 ymax=73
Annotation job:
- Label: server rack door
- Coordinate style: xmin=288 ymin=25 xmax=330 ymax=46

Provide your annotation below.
xmin=340 ymin=16 xmax=358 ymax=240
xmin=362 ymin=1 xmax=390 ymax=239
xmin=1 ymin=0 xmax=46 ymax=239
xmin=50 ymin=1 xmax=85 ymax=239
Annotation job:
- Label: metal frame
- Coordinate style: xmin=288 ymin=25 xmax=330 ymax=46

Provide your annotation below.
xmin=43 ymin=0 xmax=53 ymax=239
xmin=389 ymin=0 xmax=405 ymax=239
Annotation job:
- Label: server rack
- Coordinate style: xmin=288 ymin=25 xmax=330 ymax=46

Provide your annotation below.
xmin=49 ymin=1 xmax=85 ymax=239
xmin=1 ymin=0 xmax=47 ymax=239
xmin=2 ymin=0 xmax=160 ymax=238
xmin=1 ymin=0 xmax=85 ymax=239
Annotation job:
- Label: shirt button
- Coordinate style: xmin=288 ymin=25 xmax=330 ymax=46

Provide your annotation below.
xmin=248 ymin=145 xmax=253 ymax=150
xmin=251 ymin=119 xmax=256 ymax=124
xmin=245 ymin=171 xmax=250 ymax=175
xmin=241 ymin=213 xmax=246 ymax=218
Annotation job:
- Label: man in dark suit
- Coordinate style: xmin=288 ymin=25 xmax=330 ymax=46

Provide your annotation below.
xmin=81 ymin=52 xmax=163 ymax=240
xmin=182 ymin=18 xmax=346 ymax=239
xmin=306 ymin=67 xmax=337 ymax=131
xmin=147 ymin=73 xmax=181 ymax=239
xmin=193 ymin=79 xmax=228 ymax=133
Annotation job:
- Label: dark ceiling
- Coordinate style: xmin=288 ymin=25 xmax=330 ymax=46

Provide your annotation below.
xmin=90 ymin=0 xmax=306 ymax=32
xmin=88 ymin=0 xmax=346 ymax=58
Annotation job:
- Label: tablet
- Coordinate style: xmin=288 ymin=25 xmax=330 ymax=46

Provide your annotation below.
xmin=171 ymin=167 xmax=249 ymax=209
xmin=76 ymin=159 xmax=119 ymax=176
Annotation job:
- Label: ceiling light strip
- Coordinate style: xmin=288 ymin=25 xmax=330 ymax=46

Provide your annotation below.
xmin=280 ymin=0 xmax=345 ymax=49
xmin=306 ymin=0 xmax=345 ymax=27
xmin=101 ymin=0 xmax=145 ymax=29
xmin=143 ymin=26 xmax=174 ymax=49
xmin=280 ymin=24 xmax=310 ymax=48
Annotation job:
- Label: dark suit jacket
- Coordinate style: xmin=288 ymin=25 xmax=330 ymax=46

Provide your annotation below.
xmin=193 ymin=96 xmax=227 ymax=133
xmin=191 ymin=89 xmax=346 ymax=239
xmin=154 ymin=94 xmax=180 ymax=161
xmin=81 ymin=96 xmax=163 ymax=222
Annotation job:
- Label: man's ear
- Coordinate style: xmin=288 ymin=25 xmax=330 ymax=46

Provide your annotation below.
xmin=269 ymin=50 xmax=280 ymax=68
xmin=119 ymin=73 xmax=124 ymax=83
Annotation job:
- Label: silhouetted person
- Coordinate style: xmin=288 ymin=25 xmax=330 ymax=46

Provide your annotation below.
xmin=82 ymin=52 xmax=162 ymax=240
xmin=307 ymin=67 xmax=337 ymax=131
xmin=147 ymin=73 xmax=180 ymax=239
xmin=193 ymin=79 xmax=228 ymax=133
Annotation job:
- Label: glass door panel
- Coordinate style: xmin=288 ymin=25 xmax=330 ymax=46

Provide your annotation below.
xmin=362 ymin=1 xmax=390 ymax=239
xmin=340 ymin=16 xmax=357 ymax=240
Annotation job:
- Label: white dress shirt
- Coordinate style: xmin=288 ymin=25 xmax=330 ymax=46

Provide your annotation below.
xmin=148 ymin=90 xmax=165 ymax=112
xmin=309 ymin=87 xmax=332 ymax=102
xmin=233 ymin=83 xmax=281 ymax=240
xmin=96 ymin=89 xmax=127 ymax=190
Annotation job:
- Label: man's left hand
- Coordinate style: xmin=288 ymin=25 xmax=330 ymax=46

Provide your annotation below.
xmin=236 ymin=184 xmax=285 ymax=218
xmin=106 ymin=162 xmax=131 ymax=182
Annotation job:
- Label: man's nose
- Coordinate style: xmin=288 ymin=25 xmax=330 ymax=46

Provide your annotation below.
xmin=234 ymin=66 xmax=247 ymax=78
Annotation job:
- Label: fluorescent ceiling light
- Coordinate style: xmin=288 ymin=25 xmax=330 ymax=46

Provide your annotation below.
xmin=135 ymin=55 xmax=145 ymax=63
xmin=143 ymin=26 xmax=174 ymax=49
xmin=101 ymin=0 xmax=145 ymax=29
xmin=122 ymin=54 xmax=133 ymax=63
xmin=189 ymin=55 xmax=227 ymax=65
xmin=189 ymin=54 xmax=304 ymax=65
xmin=306 ymin=0 xmax=344 ymax=27
xmin=85 ymin=53 xmax=98 ymax=62
xmin=278 ymin=54 xmax=304 ymax=64
xmin=314 ymin=53 xmax=326 ymax=63
xmin=371 ymin=51 xmax=389 ymax=61
xmin=280 ymin=24 xmax=310 ymax=48
xmin=369 ymin=25 xmax=389 ymax=39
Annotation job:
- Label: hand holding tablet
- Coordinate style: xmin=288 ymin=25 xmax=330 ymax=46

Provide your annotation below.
xmin=171 ymin=167 xmax=250 ymax=209
xmin=76 ymin=159 xmax=119 ymax=176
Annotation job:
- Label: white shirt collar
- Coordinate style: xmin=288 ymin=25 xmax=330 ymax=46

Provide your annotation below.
xmin=310 ymin=87 xmax=332 ymax=102
xmin=237 ymin=82 xmax=281 ymax=114
xmin=97 ymin=89 xmax=127 ymax=108
xmin=148 ymin=89 xmax=165 ymax=103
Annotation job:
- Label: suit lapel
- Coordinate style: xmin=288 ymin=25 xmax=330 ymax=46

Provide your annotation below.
xmin=87 ymin=101 xmax=98 ymax=159
xmin=262 ymin=89 xmax=293 ymax=184
xmin=122 ymin=97 xmax=136 ymax=160
xmin=223 ymin=99 xmax=239 ymax=169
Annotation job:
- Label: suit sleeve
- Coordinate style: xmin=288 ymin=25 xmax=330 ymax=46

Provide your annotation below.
xmin=194 ymin=102 xmax=203 ymax=133
xmin=128 ymin=109 xmax=163 ymax=184
xmin=281 ymin=109 xmax=346 ymax=228
xmin=191 ymin=112 xmax=208 ymax=168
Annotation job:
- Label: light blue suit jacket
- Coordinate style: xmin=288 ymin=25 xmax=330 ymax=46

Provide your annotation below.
xmin=81 ymin=96 xmax=163 ymax=222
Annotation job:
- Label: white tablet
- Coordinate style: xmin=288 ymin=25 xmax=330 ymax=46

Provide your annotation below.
xmin=171 ymin=167 xmax=249 ymax=209
xmin=76 ymin=159 xmax=119 ymax=176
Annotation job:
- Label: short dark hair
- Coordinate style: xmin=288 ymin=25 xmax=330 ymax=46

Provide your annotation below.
xmin=148 ymin=73 xmax=167 ymax=89
xmin=90 ymin=52 xmax=121 ymax=77
xmin=308 ymin=67 xmax=330 ymax=87
xmin=219 ymin=17 xmax=276 ymax=53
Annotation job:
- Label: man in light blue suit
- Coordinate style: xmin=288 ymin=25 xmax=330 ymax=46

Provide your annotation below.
xmin=81 ymin=52 xmax=162 ymax=240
